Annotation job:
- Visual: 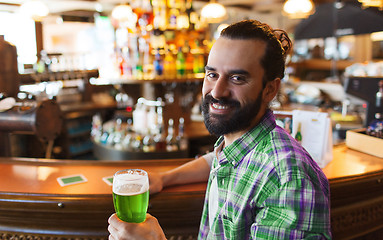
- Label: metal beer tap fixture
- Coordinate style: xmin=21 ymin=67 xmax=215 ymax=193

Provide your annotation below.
xmin=0 ymin=97 xmax=63 ymax=158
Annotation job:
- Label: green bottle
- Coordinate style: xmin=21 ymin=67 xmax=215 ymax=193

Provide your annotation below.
xmin=176 ymin=47 xmax=186 ymax=77
xmin=295 ymin=122 xmax=302 ymax=144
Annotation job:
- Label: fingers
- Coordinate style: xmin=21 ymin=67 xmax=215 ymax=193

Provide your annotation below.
xmin=108 ymin=213 xmax=126 ymax=240
xmin=108 ymin=213 xmax=166 ymax=240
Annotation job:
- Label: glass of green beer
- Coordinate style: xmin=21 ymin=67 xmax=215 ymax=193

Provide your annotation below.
xmin=112 ymin=169 xmax=149 ymax=223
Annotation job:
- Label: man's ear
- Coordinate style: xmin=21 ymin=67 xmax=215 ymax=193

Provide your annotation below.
xmin=263 ymin=78 xmax=281 ymax=103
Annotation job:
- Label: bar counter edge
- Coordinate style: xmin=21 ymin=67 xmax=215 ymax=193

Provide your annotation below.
xmin=1 ymin=145 xmax=383 ymax=240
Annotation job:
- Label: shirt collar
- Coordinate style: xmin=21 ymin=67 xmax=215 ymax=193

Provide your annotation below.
xmin=213 ymin=109 xmax=276 ymax=167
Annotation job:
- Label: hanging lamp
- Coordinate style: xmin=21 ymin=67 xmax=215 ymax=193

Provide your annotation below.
xmin=111 ymin=3 xmax=137 ymax=28
xmin=282 ymin=0 xmax=315 ymax=19
xmin=19 ymin=0 xmax=49 ymax=22
xmin=201 ymin=0 xmax=227 ymax=23
xmin=358 ymin=0 xmax=383 ymax=10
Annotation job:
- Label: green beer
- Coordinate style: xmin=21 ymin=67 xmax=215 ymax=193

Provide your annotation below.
xmin=113 ymin=169 xmax=149 ymax=223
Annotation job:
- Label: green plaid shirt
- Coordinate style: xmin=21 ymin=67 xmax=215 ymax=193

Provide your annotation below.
xmin=198 ymin=110 xmax=331 ymax=239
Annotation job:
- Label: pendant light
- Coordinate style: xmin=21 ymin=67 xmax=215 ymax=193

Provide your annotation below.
xmin=282 ymin=0 xmax=315 ymax=19
xmin=19 ymin=0 xmax=49 ymax=22
xmin=111 ymin=3 xmax=137 ymax=28
xmin=201 ymin=0 xmax=227 ymax=23
xmin=358 ymin=0 xmax=383 ymax=10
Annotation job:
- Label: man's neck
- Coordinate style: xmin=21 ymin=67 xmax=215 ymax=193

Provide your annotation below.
xmin=222 ymin=107 xmax=268 ymax=148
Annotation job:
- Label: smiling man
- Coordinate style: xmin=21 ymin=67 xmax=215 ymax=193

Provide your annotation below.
xmin=108 ymin=20 xmax=331 ymax=240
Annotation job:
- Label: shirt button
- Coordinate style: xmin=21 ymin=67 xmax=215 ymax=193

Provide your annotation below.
xmin=231 ymin=161 xmax=235 ymax=165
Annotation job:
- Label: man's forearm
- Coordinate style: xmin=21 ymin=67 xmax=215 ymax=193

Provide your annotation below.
xmin=161 ymin=156 xmax=211 ymax=187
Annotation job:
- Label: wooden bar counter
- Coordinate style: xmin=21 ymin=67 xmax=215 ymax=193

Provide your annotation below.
xmin=1 ymin=144 xmax=383 ymax=240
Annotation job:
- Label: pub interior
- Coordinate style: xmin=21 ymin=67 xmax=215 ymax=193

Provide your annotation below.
xmin=0 ymin=0 xmax=383 ymax=239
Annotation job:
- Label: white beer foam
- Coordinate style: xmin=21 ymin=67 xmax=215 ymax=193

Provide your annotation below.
xmin=113 ymin=173 xmax=149 ymax=196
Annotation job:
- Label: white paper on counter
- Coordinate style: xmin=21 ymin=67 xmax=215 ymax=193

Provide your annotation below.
xmin=292 ymin=110 xmax=333 ymax=168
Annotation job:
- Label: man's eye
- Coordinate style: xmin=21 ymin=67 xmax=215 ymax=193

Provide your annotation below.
xmin=230 ymin=75 xmax=246 ymax=84
xmin=206 ymin=72 xmax=218 ymax=79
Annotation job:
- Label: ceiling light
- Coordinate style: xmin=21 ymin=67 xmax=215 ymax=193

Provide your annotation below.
xmin=19 ymin=0 xmax=49 ymax=22
xmin=283 ymin=0 xmax=315 ymax=19
xmin=201 ymin=1 xmax=227 ymax=23
xmin=111 ymin=4 xmax=133 ymax=22
xmin=95 ymin=3 xmax=103 ymax=13
xmin=358 ymin=0 xmax=383 ymax=10
xmin=111 ymin=4 xmax=138 ymax=28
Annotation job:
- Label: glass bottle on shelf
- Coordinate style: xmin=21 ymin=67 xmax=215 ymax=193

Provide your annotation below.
xmin=143 ymin=130 xmax=156 ymax=152
xmin=122 ymin=119 xmax=134 ymax=151
xmin=176 ymin=47 xmax=186 ymax=77
xmin=376 ymin=80 xmax=383 ymax=108
xmin=166 ymin=118 xmax=178 ymax=151
xmin=367 ymin=113 xmax=383 ymax=138
xmin=132 ymin=133 xmax=144 ymax=152
xmin=186 ymin=0 xmax=198 ymax=30
xmin=91 ymin=114 xmax=103 ymax=143
xmin=177 ymin=117 xmax=188 ymax=151
xmin=153 ymin=48 xmax=164 ymax=77
xmin=106 ymin=126 xmax=116 ymax=146
xmin=154 ymin=106 xmax=166 ymax=151
xmin=113 ymin=119 xmax=124 ymax=150
xmin=164 ymin=48 xmax=176 ymax=78
xmin=185 ymin=45 xmax=194 ymax=76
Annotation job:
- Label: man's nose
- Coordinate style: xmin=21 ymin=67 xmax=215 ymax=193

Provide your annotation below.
xmin=211 ymin=77 xmax=230 ymax=99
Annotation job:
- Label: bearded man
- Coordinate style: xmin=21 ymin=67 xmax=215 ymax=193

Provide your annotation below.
xmin=108 ymin=19 xmax=331 ymax=240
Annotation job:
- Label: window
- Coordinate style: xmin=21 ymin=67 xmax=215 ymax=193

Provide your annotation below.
xmin=0 ymin=12 xmax=37 ymax=71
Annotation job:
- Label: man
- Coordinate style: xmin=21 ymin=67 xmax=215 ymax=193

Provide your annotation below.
xmin=108 ymin=19 xmax=331 ymax=239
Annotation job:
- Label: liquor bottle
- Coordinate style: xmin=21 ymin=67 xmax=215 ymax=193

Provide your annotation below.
xmin=376 ymin=80 xmax=383 ymax=107
xmin=168 ymin=8 xmax=179 ymax=29
xmin=295 ymin=122 xmax=302 ymax=144
xmin=153 ymin=48 xmax=164 ymax=77
xmin=177 ymin=117 xmax=188 ymax=151
xmin=132 ymin=133 xmax=143 ymax=152
xmin=164 ymin=48 xmax=176 ymax=78
xmin=176 ymin=47 xmax=186 ymax=77
xmin=154 ymin=106 xmax=167 ymax=151
xmin=133 ymin=50 xmax=143 ymax=79
xmin=91 ymin=114 xmax=103 ymax=142
xmin=166 ymin=118 xmax=178 ymax=151
xmin=113 ymin=119 xmax=124 ymax=150
xmin=367 ymin=113 xmax=383 ymax=138
xmin=193 ymin=40 xmax=205 ymax=74
xmin=185 ymin=46 xmax=194 ymax=76
xmin=106 ymin=126 xmax=116 ymax=146
xmin=186 ymin=0 xmax=198 ymax=30
xmin=122 ymin=131 xmax=133 ymax=151
xmin=100 ymin=129 xmax=109 ymax=145
xmin=143 ymin=131 xmax=156 ymax=152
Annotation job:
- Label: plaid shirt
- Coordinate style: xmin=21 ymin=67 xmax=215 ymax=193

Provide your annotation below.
xmin=198 ymin=110 xmax=331 ymax=239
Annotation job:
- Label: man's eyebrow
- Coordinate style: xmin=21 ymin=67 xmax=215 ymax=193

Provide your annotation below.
xmin=205 ymin=66 xmax=250 ymax=76
xmin=228 ymin=69 xmax=250 ymax=76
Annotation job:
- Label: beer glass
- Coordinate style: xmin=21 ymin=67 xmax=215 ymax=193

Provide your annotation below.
xmin=112 ymin=169 xmax=149 ymax=223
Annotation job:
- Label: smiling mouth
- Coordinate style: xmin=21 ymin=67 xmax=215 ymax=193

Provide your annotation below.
xmin=212 ymin=103 xmax=229 ymax=110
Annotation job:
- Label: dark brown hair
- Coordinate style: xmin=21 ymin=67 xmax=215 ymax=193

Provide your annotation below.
xmin=220 ymin=20 xmax=292 ymax=87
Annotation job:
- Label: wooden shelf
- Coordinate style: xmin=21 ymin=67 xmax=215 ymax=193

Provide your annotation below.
xmin=19 ymin=69 xmax=99 ymax=84
xmin=290 ymin=59 xmax=356 ymax=71
xmin=91 ymin=73 xmax=205 ymax=85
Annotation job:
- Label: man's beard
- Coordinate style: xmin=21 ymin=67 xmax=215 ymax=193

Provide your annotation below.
xmin=201 ymin=92 xmax=263 ymax=136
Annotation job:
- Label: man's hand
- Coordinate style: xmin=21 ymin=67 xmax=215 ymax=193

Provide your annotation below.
xmin=108 ymin=213 xmax=166 ymax=240
xmin=148 ymin=171 xmax=164 ymax=194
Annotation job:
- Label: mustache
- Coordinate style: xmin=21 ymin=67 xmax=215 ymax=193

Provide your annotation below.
xmin=203 ymin=94 xmax=240 ymax=108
